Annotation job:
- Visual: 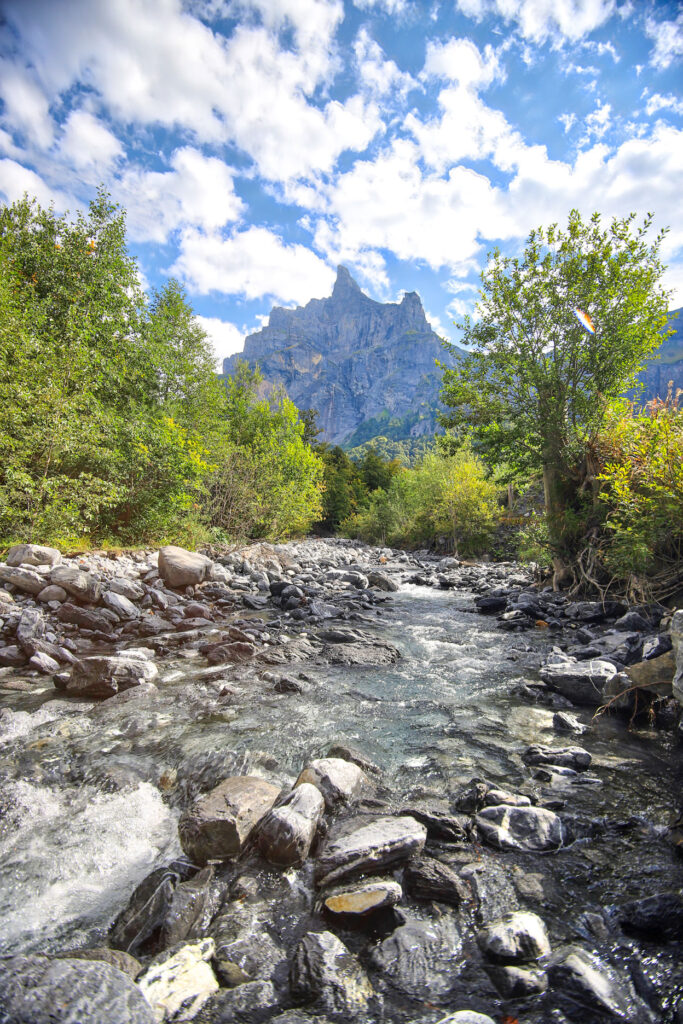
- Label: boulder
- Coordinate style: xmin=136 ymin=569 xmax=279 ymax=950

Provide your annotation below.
xmin=553 ymin=711 xmax=588 ymax=734
xmin=57 ymin=603 xmax=114 ymax=633
xmin=37 ymin=584 xmax=68 ymax=603
xmin=65 ymin=654 xmax=158 ymax=699
xmin=522 ymin=744 xmax=592 ymax=771
xmin=30 ymin=651 xmax=60 ymax=674
xmin=477 ymin=911 xmax=551 ymax=962
xmin=110 ymin=577 xmax=146 ymax=601
xmin=206 ymin=641 xmax=255 ymax=664
xmin=477 ymin=805 xmax=565 ymax=852
xmin=137 ymin=938 xmax=218 ymax=1022
xmin=368 ymin=914 xmax=462 ymax=999
xmin=322 ymin=878 xmax=402 ymax=916
xmin=16 ymin=606 xmax=46 ymax=653
xmin=202 ymin=980 xmax=279 ymax=1021
xmin=547 ymin=945 xmax=653 ymax=1021
xmin=50 ymin=564 xmax=101 ymax=603
xmin=540 ymin=658 xmax=616 ymax=705
xmin=159 ymin=866 xmax=221 ymax=948
xmin=295 ymin=757 xmax=367 ymax=811
xmin=486 ymin=965 xmax=548 ymax=998
xmin=290 ymin=931 xmax=374 ymax=1018
xmin=366 ymin=570 xmax=399 ymax=592
xmin=179 ymin=776 xmax=280 ymax=865
xmin=399 ymin=806 xmax=470 ymax=841
xmin=435 ymin=1016 xmax=496 ymax=1024
xmin=256 ymin=783 xmax=325 ymax=866
xmin=6 ymin=543 xmax=61 ymax=566
xmin=56 ymin=948 xmax=141 ymax=979
xmin=616 ymin=891 xmax=683 ymax=939
xmin=110 ymin=861 xmax=197 ymax=954
xmin=315 ymin=814 xmax=427 ymax=887
xmin=0 ymin=564 xmax=46 ymax=594
xmin=0 ymin=954 xmax=154 ymax=1024
xmin=626 ymin=650 xmax=676 ymax=695
xmin=158 ymin=546 xmax=213 ymax=588
xmin=211 ymin=903 xmax=287 ymax=986
xmin=403 ymin=856 xmax=471 ymax=906
xmin=103 ymin=591 xmax=140 ymax=619
xmin=0 ymin=644 xmax=27 ymax=667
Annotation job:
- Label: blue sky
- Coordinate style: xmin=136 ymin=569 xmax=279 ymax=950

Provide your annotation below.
xmin=1 ymin=0 xmax=682 ymax=366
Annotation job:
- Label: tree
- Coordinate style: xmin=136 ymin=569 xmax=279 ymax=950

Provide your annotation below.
xmin=439 ymin=209 xmax=671 ymax=582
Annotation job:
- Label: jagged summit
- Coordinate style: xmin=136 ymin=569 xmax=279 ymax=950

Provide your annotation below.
xmin=223 ymin=268 xmax=458 ymax=445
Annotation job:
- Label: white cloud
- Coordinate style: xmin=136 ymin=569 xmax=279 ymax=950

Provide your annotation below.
xmin=455 ymin=0 xmax=616 ymax=45
xmin=0 ymin=66 xmax=53 ymax=148
xmin=580 ymin=100 xmax=611 ymax=144
xmin=116 ymin=147 xmax=244 ymax=243
xmin=0 ymin=158 xmax=75 ymax=212
xmin=172 ymin=225 xmax=336 ymax=303
xmin=353 ymin=0 xmax=408 ymax=14
xmin=422 ymin=37 xmax=503 ymax=89
xmin=643 ymin=92 xmax=683 ymax=118
xmin=645 ymin=12 xmax=683 ymax=70
xmin=559 ymin=112 xmax=577 ymax=133
xmin=354 ymin=28 xmax=415 ymax=96
xmin=426 ymin=309 xmax=453 ymax=339
xmin=57 ymin=110 xmax=124 ymax=173
xmin=195 ymin=315 xmax=245 ymax=364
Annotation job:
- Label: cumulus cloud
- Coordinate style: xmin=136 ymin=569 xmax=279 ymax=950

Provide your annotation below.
xmin=0 ymin=158 xmax=75 ymax=212
xmin=172 ymin=224 xmax=336 ymax=303
xmin=643 ymin=91 xmax=683 ymax=118
xmin=354 ymin=27 xmax=415 ymax=96
xmin=455 ymin=0 xmax=616 ymax=45
xmin=195 ymin=315 xmax=246 ymax=364
xmin=422 ymin=36 xmax=503 ymax=89
xmin=645 ymin=11 xmax=683 ymax=70
xmin=57 ymin=110 xmax=124 ymax=173
xmin=0 ymin=66 xmax=53 ymax=148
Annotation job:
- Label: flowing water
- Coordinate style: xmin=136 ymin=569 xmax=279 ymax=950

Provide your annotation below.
xmin=1 ymin=576 xmax=682 ymax=1018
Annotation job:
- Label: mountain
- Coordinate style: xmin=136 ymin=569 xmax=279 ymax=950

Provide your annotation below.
xmin=222 ymin=266 xmax=459 ymax=445
xmin=638 ymin=307 xmax=683 ymax=401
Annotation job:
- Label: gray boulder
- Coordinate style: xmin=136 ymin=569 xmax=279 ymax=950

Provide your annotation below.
xmin=202 ymin=979 xmax=280 ymax=1021
xmin=6 ymin=543 xmax=62 ymax=566
xmin=110 ymin=577 xmax=146 ymax=601
xmin=368 ymin=914 xmax=462 ymax=999
xmin=179 ymin=776 xmax=280 ymax=865
xmin=65 ymin=654 xmax=158 ymax=699
xmin=290 ymin=931 xmax=374 ymax=1018
xmin=37 ymin=584 xmax=68 ymax=603
xmin=0 ymin=564 xmax=46 ymax=594
xmin=547 ymin=945 xmax=654 ymax=1021
xmin=103 ymin=591 xmax=140 ymax=619
xmin=295 ymin=757 xmax=367 ymax=811
xmin=522 ymin=744 xmax=592 ymax=771
xmin=50 ymin=564 xmax=101 ymax=603
xmin=56 ymin=602 xmax=114 ymax=633
xmin=0 ymin=954 xmax=154 ymax=1023
xmin=486 ymin=965 xmax=548 ymax=997
xmin=540 ymin=658 xmax=616 ymax=705
xmin=16 ymin=606 xmax=45 ymax=653
xmin=256 ymin=783 xmax=325 ymax=866
xmin=137 ymin=938 xmax=218 ymax=1022
xmin=315 ymin=814 xmax=427 ymax=887
xmin=158 ymin=545 xmax=213 ymax=588
xmin=477 ymin=910 xmax=551 ymax=962
xmin=477 ymin=805 xmax=565 ymax=852
xmin=367 ymin=570 xmax=399 ymax=592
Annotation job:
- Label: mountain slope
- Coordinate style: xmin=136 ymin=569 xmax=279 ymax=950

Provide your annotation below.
xmin=223 ymin=266 xmax=458 ymax=445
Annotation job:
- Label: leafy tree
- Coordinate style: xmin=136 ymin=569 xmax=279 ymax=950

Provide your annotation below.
xmin=358 ymin=447 xmax=402 ymax=493
xmin=318 ymin=446 xmax=365 ymax=532
xmin=440 ymin=209 xmax=671 ymax=581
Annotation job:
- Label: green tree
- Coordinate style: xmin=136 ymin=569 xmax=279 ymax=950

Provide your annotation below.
xmin=440 ymin=209 xmax=671 ymax=582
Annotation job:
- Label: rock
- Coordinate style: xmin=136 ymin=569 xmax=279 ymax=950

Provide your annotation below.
xmin=540 ymin=658 xmax=616 ymax=705
xmin=160 ymin=866 xmax=220 ymax=948
xmin=477 ymin=805 xmax=565 ymax=852
xmin=0 ymin=564 xmax=47 ymax=594
xmin=484 ymin=788 xmax=531 ymax=807
xmin=6 ymin=543 xmax=62 ymax=566
xmin=178 ymin=776 xmax=280 ymax=865
xmin=206 ymin=641 xmax=255 ymax=664
xmin=16 ymin=606 xmax=45 ymax=652
xmin=399 ymin=806 xmax=471 ymax=841
xmin=256 ymin=783 xmax=325 ymax=866
xmin=56 ymin=947 xmax=142 ymax=978
xmin=670 ymin=609 xmax=683 ymax=705
xmin=616 ymin=891 xmax=683 ymax=939
xmin=295 ymin=757 xmax=367 ymax=811
xmin=0 ymin=644 xmax=27 ymax=666
xmin=486 ymin=964 xmax=548 ymax=997
xmin=0 ymin=588 xmax=14 ymax=606
xmin=110 ymin=861 xmax=196 ymax=954
xmin=553 ymin=711 xmax=588 ymax=734
xmin=322 ymin=640 xmax=400 ymax=666
xmin=110 ymin=577 xmax=146 ymax=601
xmin=477 ymin=911 xmax=551 ymax=962
xmin=211 ymin=903 xmax=287 ymax=986
xmin=326 ymin=743 xmax=381 ymax=776
xmin=315 ymin=814 xmax=427 ymax=887
xmin=103 ymin=591 xmax=140 ymax=619
xmin=37 ymin=584 xmax=68 ymax=603
xmin=547 ymin=945 xmax=653 ymax=1021
xmin=202 ymin=979 xmax=279 ymax=1021
xmin=273 ymin=675 xmax=304 ymax=693
xmin=0 ymin=954 xmax=155 ymax=1023
xmin=368 ymin=914 xmax=462 ymax=999
xmin=366 ymin=570 xmax=399 ymax=592
xmin=158 ymin=546 xmax=213 ymax=588
xmin=435 ymin=1015 xmax=496 ymax=1024
xmin=50 ymin=564 xmax=102 ymax=603
xmin=626 ymin=650 xmax=676 ymax=693
xmin=522 ymin=744 xmax=592 ymax=771
xmin=137 ymin=938 xmax=218 ymax=1022
xmin=322 ymin=878 xmax=402 ymax=916
xmin=290 ymin=931 xmax=374 ymax=1018
xmin=614 ymin=610 xmax=651 ymax=631
xmin=57 ymin=602 xmax=114 ymax=633
xmin=403 ymin=856 xmax=471 ymax=906
xmin=65 ymin=654 xmax=158 ymax=699
xmin=30 ymin=650 xmax=60 ymax=674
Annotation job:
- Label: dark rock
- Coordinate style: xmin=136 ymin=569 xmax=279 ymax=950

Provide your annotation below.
xmin=64 ymin=654 xmax=158 ymax=699
xmin=0 ymin=954 xmax=155 ymax=1023
xmin=540 ymin=658 xmax=615 ymax=705
xmin=453 ymin=779 xmax=490 ymax=813
xmin=477 ymin=805 xmax=565 ymax=852
xmin=178 ymin=776 xmax=280 ymax=865
xmin=522 ymin=744 xmax=592 ymax=771
xmin=160 ymin=866 xmax=220 ymax=948
xmin=399 ymin=806 xmax=471 ymax=841
xmin=553 ymin=711 xmax=588 ymax=734
xmin=256 ymin=783 xmax=325 ymax=866
xmin=368 ymin=914 xmax=462 ymax=998
xmin=290 ymin=931 xmax=374 ymax=1018
xmin=477 ymin=910 xmax=551 ymax=962
xmin=274 ymin=676 xmax=303 ymax=693
xmin=315 ymin=814 xmax=427 ymax=887
xmin=0 ymin=644 xmax=27 ymax=667
xmin=201 ymin=979 xmax=279 ymax=1022
xmin=366 ymin=570 xmax=399 ymax=592
xmin=475 ymin=594 xmax=509 ymax=613
xmin=616 ymin=891 xmax=683 ymax=939
xmin=110 ymin=861 xmax=196 ymax=954
xmin=486 ymin=964 xmax=548 ymax=997
xmin=55 ymin=947 xmax=141 ymax=978
xmin=206 ymin=642 xmax=256 ymax=664
xmin=16 ymin=607 xmax=46 ymax=653
xmin=403 ymin=856 xmax=471 ymax=906
xmin=547 ymin=945 xmax=655 ymax=1021
xmin=614 ymin=611 xmax=651 ymax=632
xmin=211 ymin=903 xmax=287 ymax=986
xmin=57 ymin=602 xmax=114 ymax=633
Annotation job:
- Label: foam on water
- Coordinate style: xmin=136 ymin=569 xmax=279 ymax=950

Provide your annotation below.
xmin=0 ymin=779 xmax=180 ymax=954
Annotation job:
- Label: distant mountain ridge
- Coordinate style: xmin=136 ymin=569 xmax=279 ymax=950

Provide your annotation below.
xmin=223 ymin=266 xmax=458 ymax=445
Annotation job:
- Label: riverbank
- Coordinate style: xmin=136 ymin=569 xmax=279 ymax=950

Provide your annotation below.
xmin=0 ymin=540 xmax=681 ymax=1023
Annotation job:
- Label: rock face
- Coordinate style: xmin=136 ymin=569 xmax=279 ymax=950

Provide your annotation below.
xmin=223 ymin=266 xmax=460 ymax=445
xmin=178 ymin=776 xmax=280 ymax=865
xmin=0 ymin=954 xmax=155 ymax=1024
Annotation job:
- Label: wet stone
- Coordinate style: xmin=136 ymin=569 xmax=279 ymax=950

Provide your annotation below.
xmin=137 ymin=937 xmax=219 ymax=1022
xmin=65 ymin=654 xmax=158 ymax=699
xmin=540 ymin=658 xmax=616 ymax=706
xmin=110 ymin=861 xmax=196 ymax=955
xmin=314 ymin=814 xmax=427 ymax=887
xmin=368 ymin=913 xmax=462 ymax=999
xmin=321 ymin=878 xmax=402 ymax=917
xmin=553 ymin=711 xmax=588 ymax=734
xmin=486 ymin=964 xmax=548 ymax=998
xmin=403 ymin=856 xmax=471 ymax=906
xmin=477 ymin=910 xmax=551 ymax=962
xmin=476 ymin=804 xmax=566 ymax=852
xmin=522 ymin=744 xmax=592 ymax=771
xmin=290 ymin=931 xmax=375 ymax=1019
xmin=160 ymin=866 xmax=221 ymax=949
xmin=295 ymin=757 xmax=367 ymax=811
xmin=399 ymin=806 xmax=471 ymax=841
xmin=616 ymin=891 xmax=683 ymax=939
xmin=547 ymin=945 xmax=655 ymax=1021
xmin=199 ymin=979 xmax=279 ymax=1022
xmin=256 ymin=782 xmax=325 ymax=866
xmin=178 ymin=776 xmax=280 ymax=866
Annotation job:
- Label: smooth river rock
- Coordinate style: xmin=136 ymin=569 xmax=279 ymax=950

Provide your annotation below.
xmin=314 ymin=814 xmax=427 ymax=887
xmin=290 ymin=931 xmax=374 ymax=1019
xmin=368 ymin=914 xmax=462 ymax=999
xmin=256 ymin=783 xmax=325 ymax=866
xmin=0 ymin=954 xmax=155 ymax=1024
xmin=321 ymin=878 xmax=403 ymax=917
xmin=0 ymin=564 xmax=47 ymax=594
xmin=476 ymin=804 xmax=565 ymax=852
xmin=50 ymin=564 xmax=102 ymax=603
xmin=158 ymin=546 xmax=213 ymax=588
xmin=295 ymin=757 xmax=367 ymax=811
xmin=64 ymin=654 xmax=158 ymax=699
xmin=6 ymin=543 xmax=62 ymax=566
xmin=477 ymin=910 xmax=551 ymax=962
xmin=522 ymin=744 xmax=592 ymax=771
xmin=540 ymin=658 xmax=616 ymax=705
xmin=403 ymin=856 xmax=471 ymax=906
xmin=547 ymin=945 xmax=655 ymax=1021
xmin=179 ymin=776 xmax=280 ymax=865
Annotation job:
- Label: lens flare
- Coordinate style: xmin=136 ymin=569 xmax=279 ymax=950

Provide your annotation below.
xmin=573 ymin=307 xmax=596 ymax=334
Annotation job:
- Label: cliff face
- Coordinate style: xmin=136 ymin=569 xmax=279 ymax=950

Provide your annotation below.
xmin=223 ymin=266 xmax=457 ymax=444
xmin=638 ymin=307 xmax=683 ymax=401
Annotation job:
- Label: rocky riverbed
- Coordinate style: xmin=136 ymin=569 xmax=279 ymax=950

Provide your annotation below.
xmin=0 ymin=539 xmax=681 ymax=1024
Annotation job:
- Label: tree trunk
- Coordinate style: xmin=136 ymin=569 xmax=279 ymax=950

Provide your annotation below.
xmin=542 ymin=461 xmax=572 ymax=590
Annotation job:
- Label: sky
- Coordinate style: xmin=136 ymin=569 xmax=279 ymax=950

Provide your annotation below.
xmin=1 ymin=0 xmax=682 ymax=367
